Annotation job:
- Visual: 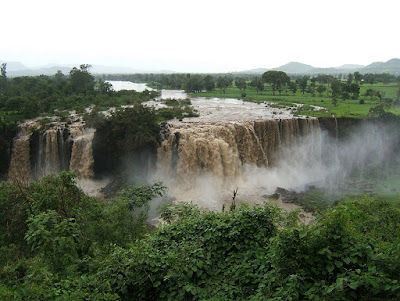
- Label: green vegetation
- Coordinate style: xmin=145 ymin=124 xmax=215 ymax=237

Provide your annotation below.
xmin=99 ymin=71 xmax=400 ymax=119
xmin=128 ymin=70 xmax=396 ymax=119
xmin=89 ymin=104 xmax=161 ymax=177
xmin=193 ymin=80 xmax=400 ymax=119
xmin=0 ymin=64 xmax=159 ymax=124
xmin=1 ymin=171 xmax=399 ymax=300
xmin=157 ymin=98 xmax=199 ymax=121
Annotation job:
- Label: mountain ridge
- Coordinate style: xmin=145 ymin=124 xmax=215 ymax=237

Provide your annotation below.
xmin=240 ymin=58 xmax=400 ymax=75
xmin=2 ymin=58 xmax=400 ymax=75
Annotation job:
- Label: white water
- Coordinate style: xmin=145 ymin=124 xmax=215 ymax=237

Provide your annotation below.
xmin=106 ymin=81 xmax=154 ymax=92
xmin=177 ymin=98 xmax=294 ymax=123
xmin=105 ymin=81 xmax=297 ymax=122
xmin=160 ymin=89 xmax=187 ymax=99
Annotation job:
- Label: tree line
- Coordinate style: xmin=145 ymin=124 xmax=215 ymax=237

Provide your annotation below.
xmin=102 ymin=71 xmax=400 ymax=91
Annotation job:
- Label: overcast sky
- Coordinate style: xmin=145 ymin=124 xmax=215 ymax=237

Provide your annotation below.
xmin=2 ymin=0 xmax=399 ymax=73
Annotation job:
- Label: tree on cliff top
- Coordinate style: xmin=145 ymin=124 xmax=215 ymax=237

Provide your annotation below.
xmin=92 ymin=104 xmax=160 ymax=176
xmin=69 ymin=64 xmax=95 ymax=95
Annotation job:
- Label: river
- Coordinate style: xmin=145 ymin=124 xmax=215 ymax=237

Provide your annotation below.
xmin=106 ymin=80 xmax=296 ymax=122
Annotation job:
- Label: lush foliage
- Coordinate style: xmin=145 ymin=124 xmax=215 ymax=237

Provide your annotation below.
xmin=0 ymin=65 xmax=156 ymax=123
xmin=157 ymin=98 xmax=199 ymax=121
xmin=90 ymin=104 xmax=161 ymax=176
xmin=1 ymin=172 xmax=399 ymax=300
xmin=193 ymin=80 xmax=400 ymax=118
xmin=0 ymin=171 xmax=166 ymax=300
xmin=262 ymin=70 xmax=291 ymax=96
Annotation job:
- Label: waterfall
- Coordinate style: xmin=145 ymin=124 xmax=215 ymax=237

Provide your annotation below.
xmin=69 ymin=127 xmax=95 ymax=179
xmin=8 ymin=121 xmax=95 ymax=183
xmin=157 ymin=118 xmax=322 ymax=188
xmin=9 ymin=116 xmax=322 ymax=204
xmin=8 ymin=132 xmax=32 ymax=184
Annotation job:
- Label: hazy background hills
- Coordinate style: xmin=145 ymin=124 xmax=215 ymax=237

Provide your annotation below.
xmin=241 ymin=58 xmax=400 ymax=75
xmin=1 ymin=58 xmax=399 ymax=76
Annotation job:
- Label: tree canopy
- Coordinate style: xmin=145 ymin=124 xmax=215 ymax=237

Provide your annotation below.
xmin=262 ymin=70 xmax=291 ymax=95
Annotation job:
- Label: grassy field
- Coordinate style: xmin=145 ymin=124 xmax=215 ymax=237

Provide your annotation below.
xmin=192 ymin=82 xmax=400 ymax=118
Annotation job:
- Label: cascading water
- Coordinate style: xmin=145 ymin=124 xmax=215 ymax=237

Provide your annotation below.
xmin=8 ymin=131 xmax=32 ymax=184
xmin=158 ymin=119 xmax=321 ymax=180
xmin=69 ymin=127 xmax=95 ymax=179
xmin=156 ymin=118 xmax=322 ymax=209
xmin=8 ymin=120 xmax=95 ymax=183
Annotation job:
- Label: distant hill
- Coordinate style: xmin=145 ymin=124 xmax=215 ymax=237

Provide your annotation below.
xmin=237 ymin=68 xmax=269 ymax=74
xmin=362 ymin=58 xmax=400 ymax=73
xmin=0 ymin=61 xmax=29 ymax=72
xmin=6 ymin=66 xmax=72 ymax=77
xmin=240 ymin=58 xmax=400 ymax=75
xmin=2 ymin=58 xmax=400 ymax=76
xmin=0 ymin=61 xmax=173 ymax=76
xmin=273 ymin=62 xmax=315 ymax=73
xmin=337 ymin=64 xmax=365 ymax=70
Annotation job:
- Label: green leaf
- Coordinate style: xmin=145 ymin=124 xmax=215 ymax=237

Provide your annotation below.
xmin=326 ymin=286 xmax=335 ymax=293
xmin=368 ymin=265 xmax=376 ymax=273
xmin=334 ymin=260 xmax=343 ymax=268
xmin=349 ymin=281 xmax=359 ymax=290
xmin=299 ymin=230 xmax=307 ymax=239
xmin=327 ymin=264 xmax=334 ymax=273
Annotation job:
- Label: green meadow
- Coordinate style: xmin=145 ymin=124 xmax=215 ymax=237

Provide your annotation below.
xmin=192 ymin=82 xmax=400 ymax=118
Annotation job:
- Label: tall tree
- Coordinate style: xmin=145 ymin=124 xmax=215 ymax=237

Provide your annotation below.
xmin=0 ymin=63 xmax=7 ymax=94
xmin=54 ymin=70 xmax=66 ymax=83
xmin=330 ymin=79 xmax=342 ymax=98
xmin=347 ymin=73 xmax=354 ymax=84
xmin=97 ymin=79 xmax=114 ymax=95
xmin=317 ymin=85 xmax=327 ymax=96
xmin=235 ymin=78 xmax=247 ymax=96
xmin=217 ymin=76 xmax=232 ymax=94
xmin=183 ymin=74 xmax=204 ymax=93
xmin=262 ymin=71 xmax=290 ymax=96
xmin=288 ymin=81 xmax=297 ymax=95
xmin=364 ymin=73 xmax=376 ymax=85
xmin=296 ymin=76 xmax=309 ymax=94
xmin=1 ymin=63 xmax=6 ymax=78
xmin=354 ymin=71 xmax=362 ymax=84
xmin=203 ymin=75 xmax=215 ymax=92
xmin=250 ymin=77 xmax=264 ymax=95
xmin=69 ymin=64 xmax=95 ymax=95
